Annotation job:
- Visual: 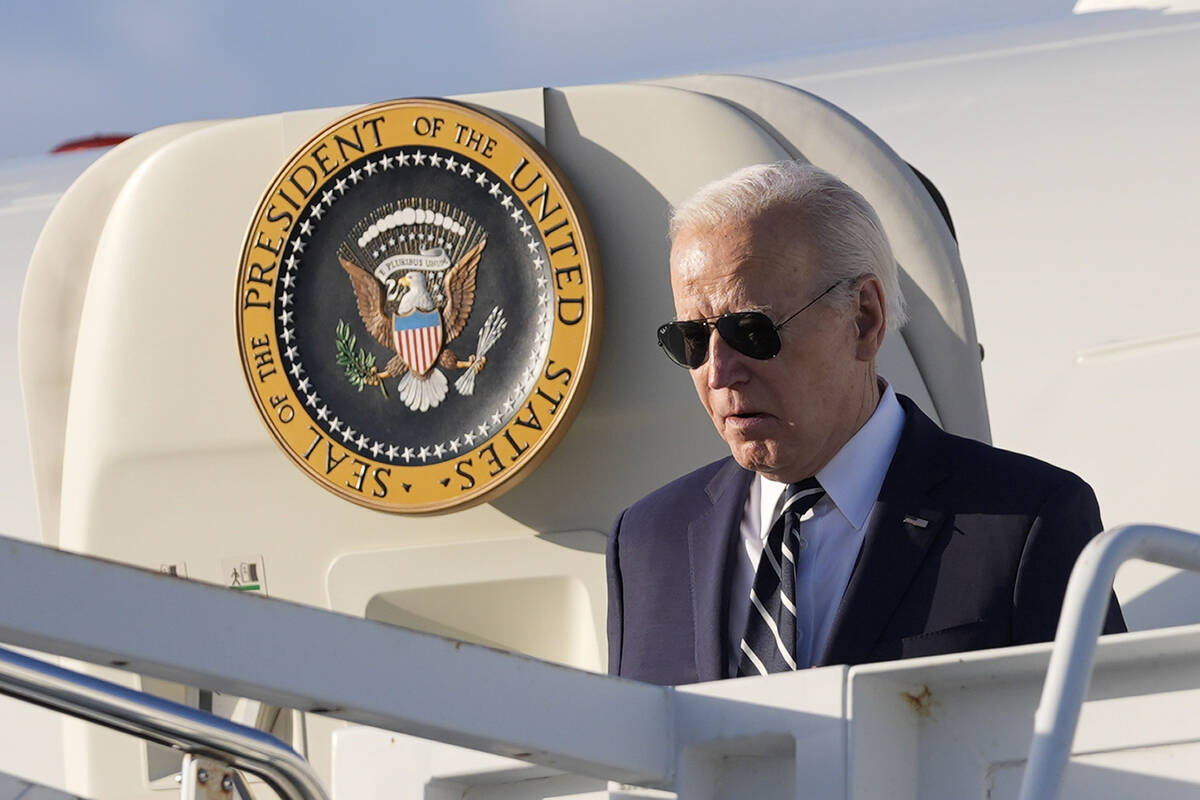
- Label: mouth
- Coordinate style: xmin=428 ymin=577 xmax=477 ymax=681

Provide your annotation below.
xmin=722 ymin=410 xmax=774 ymax=430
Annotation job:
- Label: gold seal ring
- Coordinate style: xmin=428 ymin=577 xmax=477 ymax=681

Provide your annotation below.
xmin=237 ymin=99 xmax=601 ymax=514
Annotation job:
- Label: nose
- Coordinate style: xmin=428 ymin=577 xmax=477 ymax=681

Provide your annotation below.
xmin=705 ymin=327 xmax=751 ymax=389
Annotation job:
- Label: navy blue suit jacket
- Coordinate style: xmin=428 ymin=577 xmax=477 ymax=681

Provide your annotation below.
xmin=607 ymin=396 xmax=1126 ymax=685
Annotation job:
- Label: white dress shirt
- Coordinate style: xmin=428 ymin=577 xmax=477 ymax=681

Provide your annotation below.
xmin=726 ymin=382 xmax=906 ymax=674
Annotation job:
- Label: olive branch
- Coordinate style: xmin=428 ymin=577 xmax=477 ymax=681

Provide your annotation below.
xmin=335 ymin=320 xmax=388 ymax=398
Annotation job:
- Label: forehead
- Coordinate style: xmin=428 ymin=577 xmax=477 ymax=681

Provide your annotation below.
xmin=670 ymin=208 xmax=821 ymax=300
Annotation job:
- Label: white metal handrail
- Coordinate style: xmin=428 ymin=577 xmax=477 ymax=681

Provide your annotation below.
xmin=0 ymin=534 xmax=673 ymax=787
xmin=1018 ymin=524 xmax=1200 ymax=800
xmin=0 ymin=644 xmax=329 ymax=800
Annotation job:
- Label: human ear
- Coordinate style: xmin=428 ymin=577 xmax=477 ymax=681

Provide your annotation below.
xmin=853 ymin=276 xmax=887 ymax=361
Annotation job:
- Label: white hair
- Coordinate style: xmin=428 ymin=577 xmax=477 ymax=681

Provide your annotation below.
xmin=669 ymin=161 xmax=908 ymax=333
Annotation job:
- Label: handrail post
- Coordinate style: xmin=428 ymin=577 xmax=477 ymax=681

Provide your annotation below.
xmin=1018 ymin=525 xmax=1200 ymax=800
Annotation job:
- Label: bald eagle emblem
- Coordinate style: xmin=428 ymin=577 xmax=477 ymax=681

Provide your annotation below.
xmin=336 ymin=201 xmax=507 ymax=412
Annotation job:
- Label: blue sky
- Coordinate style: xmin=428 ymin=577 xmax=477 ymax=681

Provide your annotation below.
xmin=0 ymin=0 xmax=1099 ymax=160
xmin=0 ymin=0 xmax=795 ymax=158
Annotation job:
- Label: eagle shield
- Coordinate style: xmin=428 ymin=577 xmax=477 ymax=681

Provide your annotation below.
xmin=394 ymin=310 xmax=443 ymax=376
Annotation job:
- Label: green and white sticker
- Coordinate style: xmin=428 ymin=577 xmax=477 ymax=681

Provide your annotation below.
xmin=221 ymin=555 xmax=268 ymax=595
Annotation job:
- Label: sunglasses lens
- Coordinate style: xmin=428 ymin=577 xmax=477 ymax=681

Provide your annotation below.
xmin=717 ymin=312 xmax=781 ymax=360
xmin=658 ymin=312 xmax=783 ymax=368
xmin=658 ymin=321 xmax=709 ymax=368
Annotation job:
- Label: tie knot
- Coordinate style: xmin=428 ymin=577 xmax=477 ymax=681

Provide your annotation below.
xmin=786 ymin=476 xmax=821 ymax=496
xmin=781 ymin=477 xmax=824 ymax=517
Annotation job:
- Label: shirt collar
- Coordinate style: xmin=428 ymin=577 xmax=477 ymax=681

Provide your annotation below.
xmin=759 ymin=381 xmax=906 ymax=530
xmin=816 ymin=381 xmax=905 ymax=529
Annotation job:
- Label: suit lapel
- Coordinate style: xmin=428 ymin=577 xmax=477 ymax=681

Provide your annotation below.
xmin=688 ymin=459 xmax=754 ymax=683
xmin=819 ymin=398 xmax=952 ymax=667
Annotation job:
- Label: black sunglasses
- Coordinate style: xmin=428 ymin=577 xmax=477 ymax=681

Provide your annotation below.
xmin=656 ymin=279 xmax=847 ymax=369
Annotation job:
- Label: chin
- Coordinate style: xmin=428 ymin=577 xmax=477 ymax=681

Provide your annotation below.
xmin=728 ymin=441 xmax=777 ymax=476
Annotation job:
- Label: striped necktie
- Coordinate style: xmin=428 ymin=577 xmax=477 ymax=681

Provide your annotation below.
xmin=737 ymin=477 xmax=825 ymax=676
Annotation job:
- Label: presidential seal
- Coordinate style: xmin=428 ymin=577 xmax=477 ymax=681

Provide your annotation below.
xmin=237 ymin=99 xmax=601 ymax=513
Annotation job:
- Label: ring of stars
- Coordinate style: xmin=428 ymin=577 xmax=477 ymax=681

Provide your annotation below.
xmin=275 ymin=146 xmax=556 ymax=467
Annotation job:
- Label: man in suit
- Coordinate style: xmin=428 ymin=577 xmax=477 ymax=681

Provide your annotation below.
xmin=607 ymin=161 xmax=1124 ymax=686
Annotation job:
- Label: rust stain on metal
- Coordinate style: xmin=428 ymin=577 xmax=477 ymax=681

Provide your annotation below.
xmin=902 ymin=684 xmax=935 ymax=718
xmin=187 ymin=756 xmax=240 ymax=800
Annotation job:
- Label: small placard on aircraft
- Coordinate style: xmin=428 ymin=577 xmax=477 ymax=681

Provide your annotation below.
xmin=221 ymin=555 xmax=268 ymax=595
